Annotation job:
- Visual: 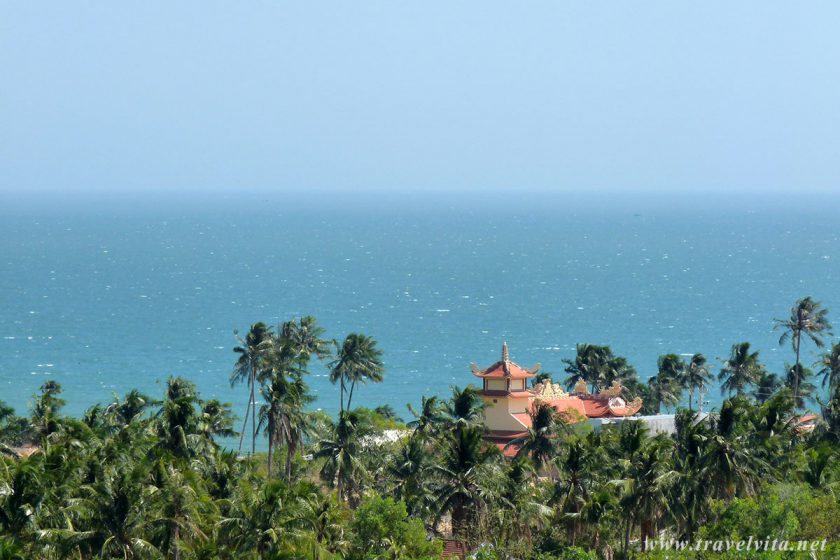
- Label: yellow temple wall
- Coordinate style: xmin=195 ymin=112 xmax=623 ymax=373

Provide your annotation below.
xmin=481 ymin=393 xmax=532 ymax=432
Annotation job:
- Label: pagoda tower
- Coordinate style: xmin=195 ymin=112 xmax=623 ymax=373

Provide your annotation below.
xmin=471 ymin=342 xmax=539 ymax=433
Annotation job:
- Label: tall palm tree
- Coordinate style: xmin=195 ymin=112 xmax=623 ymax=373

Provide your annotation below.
xmin=718 ymin=342 xmax=763 ymax=397
xmin=329 ymin=333 xmax=384 ymax=412
xmin=774 ymin=297 xmax=832 ymax=400
xmin=563 ymin=344 xmax=612 ymax=392
xmin=817 ymin=342 xmax=840 ymax=395
xmin=277 ymin=316 xmax=332 ymax=369
xmin=260 ymin=317 xmax=328 ymax=480
xmin=684 ymin=354 xmax=711 ymax=411
xmin=258 ymin=375 xmax=314 ymax=480
xmin=231 ymin=322 xmax=271 ymax=456
xmin=650 ymin=354 xmax=685 ymax=412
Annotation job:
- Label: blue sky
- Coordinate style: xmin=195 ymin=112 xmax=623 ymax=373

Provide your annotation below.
xmin=1 ymin=2 xmax=839 ymax=194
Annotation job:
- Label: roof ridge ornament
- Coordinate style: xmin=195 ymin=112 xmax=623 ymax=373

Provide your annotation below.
xmin=502 ymin=341 xmax=509 ymax=362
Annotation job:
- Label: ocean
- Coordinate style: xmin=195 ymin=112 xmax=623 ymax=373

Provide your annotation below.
xmin=2 ymin=190 xmax=838 ymax=427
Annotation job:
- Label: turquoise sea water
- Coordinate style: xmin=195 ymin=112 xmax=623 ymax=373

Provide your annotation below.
xmin=1 ymin=191 xmax=839 ymax=424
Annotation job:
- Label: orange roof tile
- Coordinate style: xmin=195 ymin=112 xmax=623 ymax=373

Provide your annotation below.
xmin=511 ymin=412 xmax=533 ymax=428
xmin=546 ymin=397 xmax=588 ymax=422
xmin=472 ymin=342 xmax=537 ymax=379
xmin=583 ymin=399 xmax=610 ymax=417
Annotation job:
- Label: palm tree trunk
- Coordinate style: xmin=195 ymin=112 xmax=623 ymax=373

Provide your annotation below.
xmin=641 ymin=518 xmax=654 ymax=548
xmin=340 ymin=375 xmax=346 ymax=412
xmin=623 ymin=514 xmax=632 ymax=560
xmin=267 ymin=427 xmax=273 ymax=479
xmin=285 ymin=439 xmax=296 ymax=481
xmin=251 ymin=365 xmax=257 ymax=455
xmin=794 ymin=333 xmax=802 ymax=401
xmin=238 ymin=388 xmax=251 ymax=454
xmin=347 ymin=379 xmax=357 ymax=410
xmin=689 ymin=388 xmax=694 ymax=411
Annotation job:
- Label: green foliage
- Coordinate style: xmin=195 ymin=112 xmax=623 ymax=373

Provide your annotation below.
xmin=2 ymin=307 xmax=840 ymax=559
xmin=349 ymin=494 xmax=441 ymax=559
xmin=352 ymin=406 xmax=405 ymax=430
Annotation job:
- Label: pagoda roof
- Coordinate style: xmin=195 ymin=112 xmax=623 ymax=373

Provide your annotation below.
xmin=471 ymin=342 xmax=539 ymax=379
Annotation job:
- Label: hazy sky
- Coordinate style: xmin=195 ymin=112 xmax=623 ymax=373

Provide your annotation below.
xmin=2 ymin=2 xmax=839 ymax=194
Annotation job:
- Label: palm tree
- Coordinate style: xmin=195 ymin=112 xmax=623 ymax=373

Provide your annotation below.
xmin=314 ymin=411 xmax=367 ymax=503
xmin=718 ymin=342 xmax=763 ymax=397
xmin=648 ymin=354 xmax=685 ymax=412
xmin=106 ymin=389 xmax=157 ymax=428
xmin=231 ymin=322 xmax=271 ymax=456
xmin=31 ymin=380 xmax=66 ymax=443
xmin=277 ymin=316 xmax=332 ymax=369
xmin=684 ymin=354 xmax=711 ymax=411
xmin=564 ymin=344 xmax=616 ymax=392
xmin=801 ymin=442 xmax=837 ymax=490
xmin=433 ymin=425 xmax=495 ymax=539
xmin=553 ymin=438 xmax=596 ymax=545
xmin=774 ymin=297 xmax=832 ymax=400
xmin=817 ymin=342 xmax=840 ymax=395
xmin=150 ymin=466 xmax=213 ymax=560
xmin=219 ymin=480 xmax=305 ymax=556
xmin=614 ymin=437 xmax=677 ymax=556
xmin=406 ymin=395 xmax=445 ymax=438
xmin=258 ymin=375 xmax=314 ymax=480
xmin=441 ymin=386 xmax=484 ymax=431
xmin=152 ymin=378 xmax=203 ymax=461
xmin=329 ymin=333 xmax=385 ymax=412
xmin=44 ymin=459 xmax=161 ymax=559
xmin=197 ymin=399 xmax=237 ymax=445
xmin=751 ymin=371 xmax=782 ymax=404
xmin=701 ymin=399 xmax=768 ymax=500
xmin=784 ymin=363 xmax=816 ymax=409
xmin=260 ymin=317 xmax=328 ymax=480
xmin=386 ymin=434 xmax=434 ymax=519
xmin=507 ymin=402 xmax=561 ymax=471
xmin=565 ymin=488 xmax=616 ymax=550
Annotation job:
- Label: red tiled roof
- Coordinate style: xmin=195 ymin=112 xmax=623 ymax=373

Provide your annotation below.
xmin=474 ymin=361 xmax=535 ymax=379
xmin=485 ymin=430 xmax=527 ymax=458
xmin=582 ymin=399 xmax=610 ymax=417
xmin=547 ymin=397 xmax=588 ymax=421
xmin=472 ymin=342 xmax=537 ymax=380
xmin=482 ymin=389 xmax=535 ymax=397
xmin=511 ymin=412 xmax=533 ymax=428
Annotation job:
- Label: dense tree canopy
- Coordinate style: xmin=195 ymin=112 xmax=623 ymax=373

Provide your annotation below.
xmin=1 ymin=299 xmax=839 ymax=559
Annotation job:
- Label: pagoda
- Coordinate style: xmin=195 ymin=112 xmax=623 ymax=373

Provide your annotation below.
xmin=472 ymin=343 xmax=643 ymax=455
xmin=471 ymin=342 xmax=539 ymax=433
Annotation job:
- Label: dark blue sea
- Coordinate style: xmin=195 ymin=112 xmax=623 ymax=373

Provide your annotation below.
xmin=2 ymin=190 xmax=839 ymax=427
